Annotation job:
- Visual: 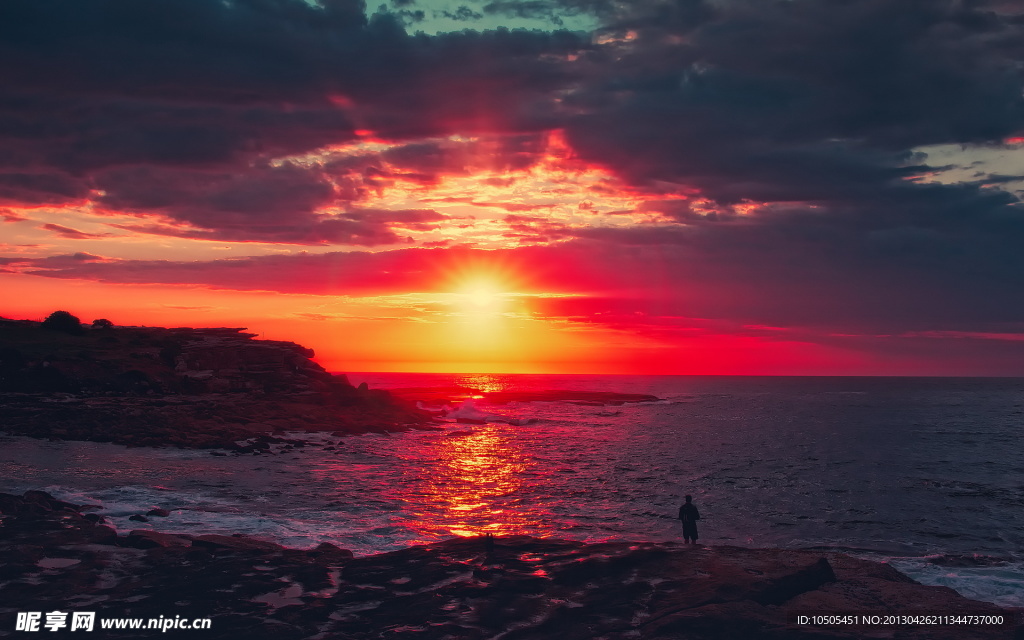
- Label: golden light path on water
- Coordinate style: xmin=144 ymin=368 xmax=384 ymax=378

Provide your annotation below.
xmin=453 ymin=373 xmax=513 ymax=395
xmin=412 ymin=428 xmax=530 ymax=539
xmin=386 ymin=373 xmax=554 ymax=542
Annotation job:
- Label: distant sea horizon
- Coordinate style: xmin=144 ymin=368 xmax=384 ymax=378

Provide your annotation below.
xmin=337 ymin=370 xmax=1024 ymax=379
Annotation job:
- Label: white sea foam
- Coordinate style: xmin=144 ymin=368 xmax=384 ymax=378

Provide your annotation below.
xmin=889 ymin=558 xmax=1024 ymax=608
xmin=445 ymin=399 xmax=492 ymax=421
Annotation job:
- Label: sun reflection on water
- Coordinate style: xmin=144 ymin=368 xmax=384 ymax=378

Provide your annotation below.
xmin=395 ymin=425 xmax=547 ymax=542
xmin=451 ymin=374 xmax=514 ymax=394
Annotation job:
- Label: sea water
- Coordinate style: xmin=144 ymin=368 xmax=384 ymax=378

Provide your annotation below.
xmin=2 ymin=375 xmax=1022 ymax=607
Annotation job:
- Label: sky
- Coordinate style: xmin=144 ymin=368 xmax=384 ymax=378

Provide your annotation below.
xmin=4 ymin=0 xmax=1024 ymax=374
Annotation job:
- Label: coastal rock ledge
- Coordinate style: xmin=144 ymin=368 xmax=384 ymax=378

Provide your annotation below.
xmin=0 ymin=319 xmax=429 ymax=448
xmin=1 ymin=492 xmax=1020 ymax=639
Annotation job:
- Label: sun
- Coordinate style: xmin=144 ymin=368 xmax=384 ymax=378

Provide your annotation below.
xmin=439 ymin=252 xmax=532 ymax=315
xmin=458 ymin=279 xmax=505 ymax=311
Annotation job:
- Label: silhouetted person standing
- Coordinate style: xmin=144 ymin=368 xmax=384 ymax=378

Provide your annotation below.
xmin=678 ymin=495 xmax=700 ymax=544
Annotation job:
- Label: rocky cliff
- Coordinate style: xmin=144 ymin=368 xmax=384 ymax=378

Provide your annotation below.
xmin=0 ymin=318 xmax=428 ymax=448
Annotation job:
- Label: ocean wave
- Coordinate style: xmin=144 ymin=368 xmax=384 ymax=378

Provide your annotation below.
xmin=888 ymin=556 xmax=1024 ymax=608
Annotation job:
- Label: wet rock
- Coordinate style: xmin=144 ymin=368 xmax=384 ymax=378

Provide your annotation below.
xmin=309 ymin=542 xmax=354 ymax=563
xmin=22 ymin=490 xmax=58 ymax=507
xmin=128 ymin=514 xmax=149 ymax=523
xmin=146 ymin=508 xmax=171 ymax=517
xmin=85 ymin=525 xmax=119 ymax=545
xmin=749 ymin=556 xmax=836 ymax=605
xmin=643 ymin=600 xmax=775 ymax=639
xmin=0 ymin=499 xmax=1017 ymax=640
xmin=192 ymin=534 xmax=283 ymax=553
xmin=124 ymin=530 xmax=192 ymax=549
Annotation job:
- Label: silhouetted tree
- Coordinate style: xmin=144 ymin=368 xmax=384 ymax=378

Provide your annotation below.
xmin=41 ymin=310 xmax=84 ymax=335
xmin=92 ymin=318 xmax=113 ymax=329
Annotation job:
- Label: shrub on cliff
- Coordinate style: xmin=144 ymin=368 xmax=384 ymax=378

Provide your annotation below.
xmin=41 ymin=310 xmax=84 ymax=335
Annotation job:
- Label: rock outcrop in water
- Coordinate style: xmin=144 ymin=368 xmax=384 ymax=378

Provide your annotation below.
xmin=0 ymin=318 xmax=428 ymax=448
xmin=1 ymin=491 xmax=1018 ymax=640
xmin=387 ymin=386 xmax=662 ymax=407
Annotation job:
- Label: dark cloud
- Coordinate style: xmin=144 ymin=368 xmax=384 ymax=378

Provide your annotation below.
xmin=0 ymin=0 xmax=367 ymax=102
xmin=0 ymin=171 xmax=89 ymax=206
xmin=107 ymin=219 xmax=398 ymax=246
xmin=479 ymin=0 xmax=627 ymax=25
xmin=18 ymin=248 xmax=463 ymax=295
xmin=40 ymin=223 xmax=110 ymax=239
xmin=107 ymin=212 xmax=445 ymax=246
xmin=483 ymin=1 xmax=566 ymax=25
xmin=89 ymin=162 xmax=449 ymax=245
xmin=47 ymin=99 xmax=354 ymax=173
xmin=565 ymin=0 xmax=1024 ymax=192
xmin=439 ymin=6 xmax=484 ymax=21
xmin=636 ymin=199 xmax=733 ymax=224
xmin=8 ymin=252 xmax=107 ymax=268
xmin=95 ymin=163 xmax=336 ymax=225
xmin=0 ymin=0 xmax=585 ymax=200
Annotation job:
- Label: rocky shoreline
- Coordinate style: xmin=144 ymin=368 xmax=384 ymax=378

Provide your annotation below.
xmin=0 ymin=319 xmax=430 ymax=448
xmin=1 ymin=491 xmax=1019 ymax=639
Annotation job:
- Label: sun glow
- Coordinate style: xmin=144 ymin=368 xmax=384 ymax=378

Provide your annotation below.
xmin=457 ymin=278 xmax=506 ymax=312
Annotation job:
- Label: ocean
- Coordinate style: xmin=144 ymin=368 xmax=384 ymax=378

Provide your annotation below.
xmin=2 ymin=374 xmax=1023 ymax=608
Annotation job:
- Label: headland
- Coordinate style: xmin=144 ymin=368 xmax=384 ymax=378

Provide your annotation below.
xmin=0 ymin=316 xmax=429 ymax=449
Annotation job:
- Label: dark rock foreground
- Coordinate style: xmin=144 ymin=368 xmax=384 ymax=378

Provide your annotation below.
xmin=1 ymin=492 xmax=1019 ymax=639
xmin=0 ymin=319 xmax=429 ymax=448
